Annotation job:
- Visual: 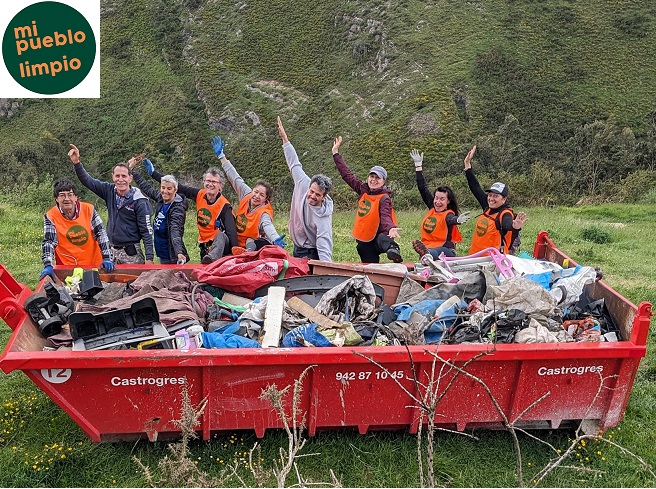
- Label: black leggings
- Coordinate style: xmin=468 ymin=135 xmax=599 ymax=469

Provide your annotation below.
xmin=356 ymin=233 xmax=397 ymax=263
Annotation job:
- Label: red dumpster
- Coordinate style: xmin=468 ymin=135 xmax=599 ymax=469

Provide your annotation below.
xmin=0 ymin=231 xmax=651 ymax=442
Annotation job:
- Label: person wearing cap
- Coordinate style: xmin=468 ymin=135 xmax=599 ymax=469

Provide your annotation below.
xmin=463 ymin=145 xmax=527 ymax=254
xmin=332 ymin=136 xmax=403 ymax=263
xmin=410 ymin=149 xmax=469 ymax=259
xmin=277 ymin=117 xmax=334 ymax=261
xmin=212 ymin=135 xmax=287 ymax=253
xmin=40 ymin=179 xmax=114 ymax=281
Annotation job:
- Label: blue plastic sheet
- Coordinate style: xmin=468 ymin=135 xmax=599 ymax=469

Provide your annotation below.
xmin=282 ymin=323 xmax=332 ymax=347
xmin=394 ymin=299 xmax=466 ymax=343
xmin=201 ymin=330 xmax=261 ymax=349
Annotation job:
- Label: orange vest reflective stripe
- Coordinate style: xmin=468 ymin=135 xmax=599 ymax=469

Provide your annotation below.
xmin=469 ymin=208 xmax=514 ymax=254
xmin=196 ymin=190 xmax=229 ymax=243
xmin=352 ymin=194 xmax=397 ymax=242
xmin=234 ymin=194 xmax=274 ymax=247
xmin=46 ymin=202 xmax=103 ymax=266
xmin=420 ymin=209 xmax=462 ymax=248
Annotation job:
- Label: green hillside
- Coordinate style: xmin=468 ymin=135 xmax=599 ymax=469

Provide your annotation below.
xmin=1 ymin=0 xmax=655 ymax=209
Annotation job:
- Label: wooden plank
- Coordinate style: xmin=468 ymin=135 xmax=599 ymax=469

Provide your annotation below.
xmin=221 ymin=292 xmax=252 ymax=307
xmin=261 ymin=287 xmax=286 ymax=348
xmin=287 ymin=296 xmax=341 ymax=331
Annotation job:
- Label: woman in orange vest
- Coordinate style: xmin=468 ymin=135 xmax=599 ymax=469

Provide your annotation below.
xmin=410 ymin=149 xmax=469 ymax=259
xmin=40 ymin=179 xmax=114 ymax=281
xmin=213 ymin=136 xmax=286 ymax=252
xmin=332 ymin=136 xmax=403 ymax=264
xmin=464 ymin=145 xmax=527 ymax=254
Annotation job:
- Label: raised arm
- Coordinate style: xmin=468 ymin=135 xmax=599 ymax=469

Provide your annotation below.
xmin=128 ymin=155 xmax=161 ymax=202
xmin=279 ymin=116 xmax=310 ymax=185
xmin=69 ymin=143 xmax=113 ymax=200
xmin=412 ymin=150 xmax=433 ymax=208
xmin=332 ymin=136 xmax=367 ymax=195
xmin=211 ymin=135 xmax=252 ymax=200
xmin=463 ymin=145 xmax=488 ymax=210
xmin=131 ymin=169 xmax=160 ymax=202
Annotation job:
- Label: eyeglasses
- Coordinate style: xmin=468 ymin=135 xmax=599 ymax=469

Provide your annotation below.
xmin=57 ymin=192 xmax=76 ymax=199
xmin=204 ymin=179 xmax=221 ymax=185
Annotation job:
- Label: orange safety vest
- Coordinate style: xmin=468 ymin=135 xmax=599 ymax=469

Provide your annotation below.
xmin=46 ymin=202 xmax=103 ymax=266
xmin=420 ymin=209 xmax=462 ymax=248
xmin=469 ymin=208 xmax=514 ymax=255
xmin=234 ymin=194 xmax=274 ymax=247
xmin=196 ymin=190 xmax=230 ymax=243
xmin=352 ymin=193 xmax=397 ymax=242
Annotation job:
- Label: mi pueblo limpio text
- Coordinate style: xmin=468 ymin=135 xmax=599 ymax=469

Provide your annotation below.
xmin=14 ymin=21 xmax=86 ymax=78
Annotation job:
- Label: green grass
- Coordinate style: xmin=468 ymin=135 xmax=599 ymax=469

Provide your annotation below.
xmin=0 ymin=202 xmax=655 ymax=487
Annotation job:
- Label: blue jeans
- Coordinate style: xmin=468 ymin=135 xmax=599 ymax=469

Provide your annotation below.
xmin=428 ymin=246 xmax=456 ymax=259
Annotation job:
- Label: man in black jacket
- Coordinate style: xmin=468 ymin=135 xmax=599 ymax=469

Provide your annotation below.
xmin=68 ymin=144 xmax=154 ymax=264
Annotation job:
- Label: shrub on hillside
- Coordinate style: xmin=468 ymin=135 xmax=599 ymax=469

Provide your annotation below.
xmin=0 ymin=176 xmax=55 ymax=211
xmin=613 ymin=12 xmax=651 ymax=38
xmin=615 ymin=170 xmax=656 ymax=203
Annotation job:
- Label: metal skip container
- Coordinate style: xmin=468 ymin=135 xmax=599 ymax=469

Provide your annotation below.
xmin=0 ymin=231 xmax=652 ymax=442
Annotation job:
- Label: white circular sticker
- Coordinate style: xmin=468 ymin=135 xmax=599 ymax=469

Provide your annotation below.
xmin=40 ymin=368 xmax=72 ymax=384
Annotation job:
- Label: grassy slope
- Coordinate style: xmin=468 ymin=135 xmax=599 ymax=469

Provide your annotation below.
xmin=0 ymin=202 xmax=654 ymax=487
xmin=0 ymin=0 xmax=654 ymax=206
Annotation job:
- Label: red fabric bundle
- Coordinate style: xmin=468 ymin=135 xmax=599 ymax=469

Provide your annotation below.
xmin=192 ymin=245 xmax=310 ymax=297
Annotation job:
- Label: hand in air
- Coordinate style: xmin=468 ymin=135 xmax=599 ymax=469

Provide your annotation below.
xmin=410 ymin=149 xmax=424 ymax=169
xmin=68 ymin=144 xmax=80 ymax=164
xmin=513 ymin=211 xmax=527 ymax=229
xmin=211 ymin=135 xmax=225 ymax=159
xmin=464 ymin=145 xmax=477 ymax=170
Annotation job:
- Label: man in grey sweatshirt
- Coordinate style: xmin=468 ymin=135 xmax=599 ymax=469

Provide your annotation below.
xmin=277 ymin=117 xmax=334 ymax=261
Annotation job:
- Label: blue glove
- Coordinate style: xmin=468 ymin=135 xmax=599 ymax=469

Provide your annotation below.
xmin=273 ymin=234 xmax=287 ymax=248
xmin=211 ymin=136 xmax=225 ymax=159
xmin=101 ymin=260 xmax=115 ymax=273
xmin=142 ymin=158 xmax=154 ymax=176
xmin=39 ymin=265 xmax=55 ymax=281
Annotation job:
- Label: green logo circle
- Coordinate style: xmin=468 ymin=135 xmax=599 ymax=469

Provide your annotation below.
xmin=66 ymin=224 xmax=89 ymax=246
xmin=2 ymin=1 xmax=96 ymax=95
xmin=197 ymin=208 xmax=212 ymax=227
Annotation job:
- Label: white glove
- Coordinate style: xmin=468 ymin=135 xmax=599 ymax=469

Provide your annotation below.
xmin=456 ymin=211 xmax=471 ymax=225
xmin=410 ymin=149 xmax=424 ymax=169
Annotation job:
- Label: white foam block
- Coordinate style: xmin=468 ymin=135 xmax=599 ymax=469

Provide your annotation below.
xmin=261 ymin=286 xmax=286 ymax=348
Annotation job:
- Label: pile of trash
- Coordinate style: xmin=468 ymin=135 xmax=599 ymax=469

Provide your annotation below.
xmin=25 ymin=246 xmax=621 ymax=351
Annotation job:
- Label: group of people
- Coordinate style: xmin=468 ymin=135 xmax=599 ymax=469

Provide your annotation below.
xmin=40 ymin=118 xmax=527 ymax=281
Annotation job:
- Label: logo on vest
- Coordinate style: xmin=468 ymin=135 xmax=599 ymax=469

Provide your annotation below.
xmin=197 ymin=208 xmax=212 ymax=227
xmin=357 ymin=199 xmax=372 ymax=217
xmin=235 ymin=213 xmax=247 ymax=233
xmin=423 ymin=216 xmax=437 ymax=233
xmin=66 ymin=224 xmax=89 ymax=246
xmin=475 ymin=217 xmax=489 ymax=237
